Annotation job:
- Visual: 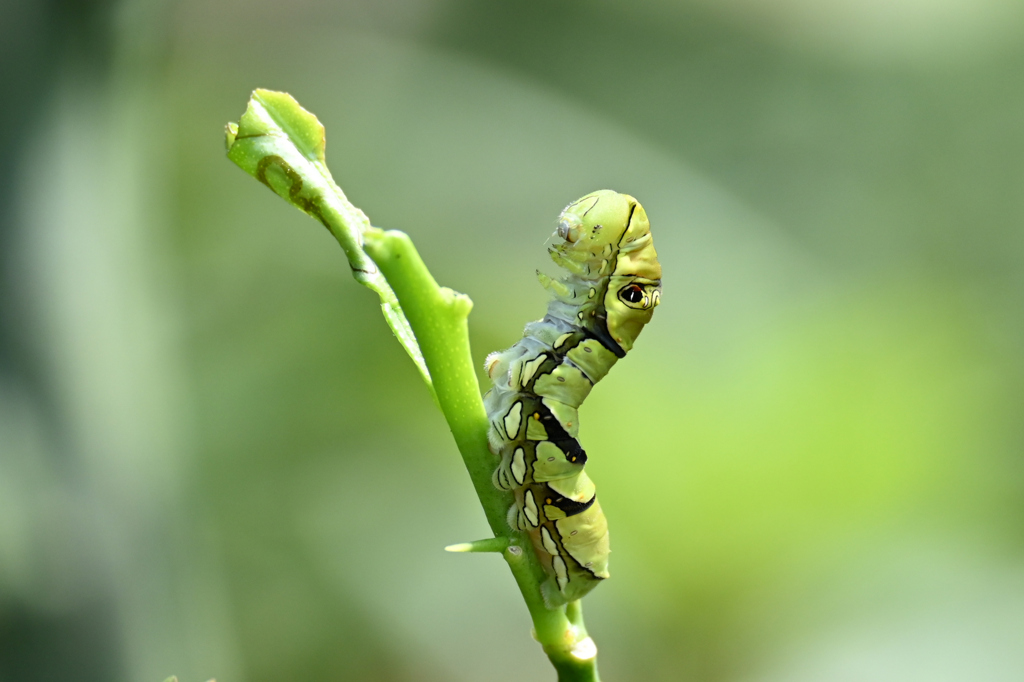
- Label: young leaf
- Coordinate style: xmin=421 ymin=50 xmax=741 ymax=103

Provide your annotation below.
xmin=225 ymin=89 xmax=431 ymax=392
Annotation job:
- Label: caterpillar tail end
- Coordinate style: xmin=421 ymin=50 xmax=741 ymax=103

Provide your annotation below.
xmin=540 ymin=573 xmax=606 ymax=607
xmin=540 ymin=578 xmax=570 ymax=608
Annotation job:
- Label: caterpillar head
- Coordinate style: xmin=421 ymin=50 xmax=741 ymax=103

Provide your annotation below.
xmin=557 ymin=189 xmax=646 ymax=249
xmin=556 ymin=190 xmax=662 ymax=353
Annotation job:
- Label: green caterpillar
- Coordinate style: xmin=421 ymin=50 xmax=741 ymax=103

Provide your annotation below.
xmin=484 ymin=190 xmax=661 ymax=606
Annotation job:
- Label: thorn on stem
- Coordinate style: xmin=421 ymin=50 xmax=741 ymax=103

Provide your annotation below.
xmin=444 ymin=537 xmax=508 ymax=553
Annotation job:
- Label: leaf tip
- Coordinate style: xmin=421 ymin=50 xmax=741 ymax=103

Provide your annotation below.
xmin=247 ymin=88 xmax=326 ymax=163
xmin=224 ymin=121 xmax=238 ymax=151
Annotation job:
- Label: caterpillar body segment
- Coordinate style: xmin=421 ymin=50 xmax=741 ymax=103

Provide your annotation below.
xmin=483 ymin=190 xmax=661 ymax=607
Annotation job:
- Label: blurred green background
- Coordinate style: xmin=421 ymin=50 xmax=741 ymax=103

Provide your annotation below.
xmin=2 ymin=0 xmax=1023 ymax=680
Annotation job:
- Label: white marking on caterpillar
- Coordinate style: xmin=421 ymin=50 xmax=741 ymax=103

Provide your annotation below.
xmin=503 ymin=402 xmax=522 ymax=439
xmin=524 ymin=490 xmax=539 ymax=527
xmin=541 ymin=526 xmax=559 ymax=555
xmin=521 ymin=355 xmax=546 ymax=386
xmin=511 ymin=447 xmax=526 ymax=485
xmin=553 ymin=555 xmax=569 ymax=591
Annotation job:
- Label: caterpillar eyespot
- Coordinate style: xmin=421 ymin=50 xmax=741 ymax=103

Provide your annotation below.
xmin=483 ymin=189 xmax=662 ymax=606
xmin=621 ymin=285 xmax=644 ymax=304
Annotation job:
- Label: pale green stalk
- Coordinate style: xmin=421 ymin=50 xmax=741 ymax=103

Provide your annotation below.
xmin=226 ymin=89 xmax=600 ymax=681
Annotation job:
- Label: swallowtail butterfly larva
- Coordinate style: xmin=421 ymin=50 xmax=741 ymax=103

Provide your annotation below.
xmin=483 ymin=190 xmax=661 ymax=606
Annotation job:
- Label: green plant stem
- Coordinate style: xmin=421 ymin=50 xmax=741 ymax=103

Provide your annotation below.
xmin=364 ymin=228 xmax=600 ymax=682
xmin=226 ymin=89 xmax=600 ymax=681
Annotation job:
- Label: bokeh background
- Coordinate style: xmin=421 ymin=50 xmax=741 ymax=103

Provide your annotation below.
xmin=2 ymin=0 xmax=1023 ymax=680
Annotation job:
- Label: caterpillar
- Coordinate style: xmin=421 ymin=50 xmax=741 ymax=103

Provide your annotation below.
xmin=483 ymin=189 xmax=661 ymax=607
